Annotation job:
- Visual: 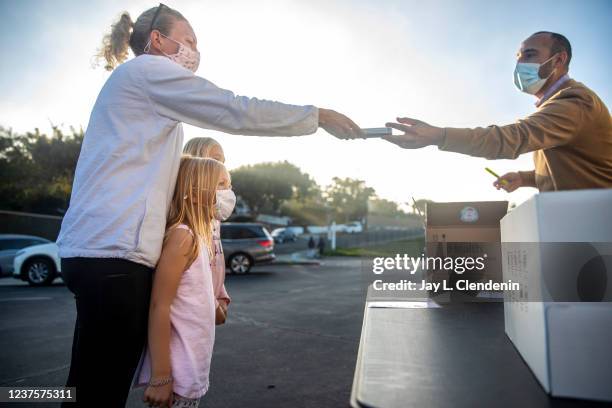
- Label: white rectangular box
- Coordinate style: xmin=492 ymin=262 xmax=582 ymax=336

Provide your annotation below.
xmin=501 ymin=189 xmax=612 ymax=402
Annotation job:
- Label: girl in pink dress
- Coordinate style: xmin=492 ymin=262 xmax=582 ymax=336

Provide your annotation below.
xmin=135 ymin=156 xmax=235 ymax=407
xmin=183 ymin=137 xmax=231 ymax=324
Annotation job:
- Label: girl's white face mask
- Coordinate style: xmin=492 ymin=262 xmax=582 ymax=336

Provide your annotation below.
xmin=145 ymin=33 xmax=200 ymax=73
xmin=214 ymin=189 xmax=236 ymax=221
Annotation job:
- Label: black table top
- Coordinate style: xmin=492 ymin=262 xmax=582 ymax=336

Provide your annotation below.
xmin=350 ymin=301 xmax=612 ymax=408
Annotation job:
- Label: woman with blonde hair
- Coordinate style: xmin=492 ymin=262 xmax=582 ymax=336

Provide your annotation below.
xmin=135 ymin=155 xmax=233 ymax=407
xmin=183 ymin=137 xmax=231 ymax=325
xmin=56 ymin=3 xmax=362 ymax=406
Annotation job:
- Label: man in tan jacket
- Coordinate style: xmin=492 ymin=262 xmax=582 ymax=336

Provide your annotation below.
xmin=384 ymin=32 xmax=612 ymax=192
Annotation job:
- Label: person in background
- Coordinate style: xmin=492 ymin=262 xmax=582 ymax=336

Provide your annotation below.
xmin=383 ymin=32 xmax=612 ymax=193
xmin=57 ymin=4 xmax=363 ymax=407
xmin=308 ymin=236 xmax=316 ymax=258
xmin=317 ymin=236 xmax=326 ymax=257
xmin=183 ymin=137 xmax=230 ymax=325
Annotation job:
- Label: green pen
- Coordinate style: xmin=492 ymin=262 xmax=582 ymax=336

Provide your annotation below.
xmin=485 ymin=167 xmax=509 ymax=186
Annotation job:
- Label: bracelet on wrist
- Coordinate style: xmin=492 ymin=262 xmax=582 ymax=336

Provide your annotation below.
xmin=149 ymin=375 xmax=173 ymax=387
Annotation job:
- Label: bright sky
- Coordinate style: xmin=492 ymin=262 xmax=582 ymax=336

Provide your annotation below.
xmin=1 ymin=0 xmax=610 ymax=210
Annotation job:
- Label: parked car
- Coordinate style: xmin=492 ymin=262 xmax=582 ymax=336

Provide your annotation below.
xmin=271 ymin=227 xmax=297 ymax=244
xmin=13 ymin=242 xmax=60 ymax=286
xmin=0 ymin=234 xmax=50 ymax=277
xmin=345 ymin=221 xmax=364 ymax=234
xmin=221 ymin=223 xmax=275 ymax=274
xmin=10 ymin=223 xmax=275 ymax=282
xmin=285 ymin=226 xmax=305 ymax=236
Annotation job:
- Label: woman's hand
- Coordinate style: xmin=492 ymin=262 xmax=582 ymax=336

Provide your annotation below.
xmin=143 ymin=382 xmax=174 ymax=408
xmin=318 ymin=108 xmax=363 ymax=139
xmin=493 ymin=172 xmax=523 ymax=192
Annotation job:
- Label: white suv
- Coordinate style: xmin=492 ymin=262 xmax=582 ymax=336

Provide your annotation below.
xmin=13 ymin=243 xmax=61 ymax=286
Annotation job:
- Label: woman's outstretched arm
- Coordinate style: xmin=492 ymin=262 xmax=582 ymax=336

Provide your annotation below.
xmin=141 ymin=56 xmax=361 ymax=139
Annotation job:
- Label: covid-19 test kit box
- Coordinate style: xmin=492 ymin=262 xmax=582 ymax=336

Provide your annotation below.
xmin=501 ymin=189 xmax=612 ymax=402
xmin=426 ymin=201 xmax=508 ymax=295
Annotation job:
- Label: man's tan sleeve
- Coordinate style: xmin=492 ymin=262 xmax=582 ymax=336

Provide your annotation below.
xmin=439 ymin=93 xmax=587 ymax=159
xmin=518 ymin=170 xmax=536 ymax=187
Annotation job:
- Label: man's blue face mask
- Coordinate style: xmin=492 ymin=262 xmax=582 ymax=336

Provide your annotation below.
xmin=513 ymin=53 xmax=558 ymax=95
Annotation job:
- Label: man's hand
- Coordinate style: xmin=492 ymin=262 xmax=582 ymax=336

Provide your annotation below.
xmin=318 ymin=108 xmax=364 ymax=139
xmin=494 ymin=172 xmax=523 ymax=192
xmin=382 ymin=117 xmax=444 ymax=149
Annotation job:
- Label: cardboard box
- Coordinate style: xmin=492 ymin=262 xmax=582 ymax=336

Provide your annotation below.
xmin=501 ymin=189 xmax=612 ymax=402
xmin=425 ymin=201 xmax=508 ymax=295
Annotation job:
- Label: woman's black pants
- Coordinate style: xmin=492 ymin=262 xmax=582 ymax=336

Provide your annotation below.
xmin=60 ymin=257 xmax=153 ymax=407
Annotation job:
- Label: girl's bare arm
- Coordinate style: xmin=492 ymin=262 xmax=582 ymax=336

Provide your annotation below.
xmin=148 ymin=228 xmax=193 ymax=379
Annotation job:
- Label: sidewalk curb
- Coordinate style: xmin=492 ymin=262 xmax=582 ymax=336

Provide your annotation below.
xmin=273 ymin=251 xmax=322 ymax=266
xmin=272 ymin=258 xmax=322 ymax=266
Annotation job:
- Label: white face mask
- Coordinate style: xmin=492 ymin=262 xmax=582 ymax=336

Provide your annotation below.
xmin=145 ymin=33 xmax=200 ymax=72
xmin=214 ymin=189 xmax=236 ymax=221
xmin=513 ymin=54 xmax=557 ymax=95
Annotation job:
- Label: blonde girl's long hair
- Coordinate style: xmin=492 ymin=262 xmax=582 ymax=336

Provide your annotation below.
xmin=166 ymin=156 xmax=226 ymax=267
xmin=183 ymin=137 xmax=223 ymax=159
xmin=96 ymin=5 xmax=187 ymax=71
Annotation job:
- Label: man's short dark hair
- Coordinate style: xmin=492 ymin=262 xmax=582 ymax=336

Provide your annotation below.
xmin=532 ymin=31 xmax=572 ymax=68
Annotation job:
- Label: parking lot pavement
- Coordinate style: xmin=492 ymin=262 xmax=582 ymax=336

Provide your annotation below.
xmin=0 ymin=256 xmax=366 ymax=408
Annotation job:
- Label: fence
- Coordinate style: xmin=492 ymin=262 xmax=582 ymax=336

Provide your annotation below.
xmin=0 ymin=210 xmax=63 ymax=241
xmin=332 ymin=228 xmax=424 ymax=249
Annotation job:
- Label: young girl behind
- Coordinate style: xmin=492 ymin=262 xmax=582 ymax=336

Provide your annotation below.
xmin=135 ymin=156 xmax=235 ymax=408
xmin=183 ymin=137 xmax=233 ymax=324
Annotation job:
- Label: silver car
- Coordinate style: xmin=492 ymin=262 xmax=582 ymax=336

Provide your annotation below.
xmin=271 ymin=227 xmax=298 ymax=243
xmin=221 ymin=223 xmax=275 ymax=274
xmin=0 ymin=234 xmax=50 ymax=277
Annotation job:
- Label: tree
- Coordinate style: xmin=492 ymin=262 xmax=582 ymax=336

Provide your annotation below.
xmin=411 ymin=198 xmax=434 ymax=216
xmin=325 ymin=177 xmax=375 ymax=223
xmin=280 ymin=197 xmax=329 ymax=226
xmin=369 ymin=197 xmax=405 ymax=217
xmin=230 ymin=161 xmax=319 ymax=215
xmin=0 ymin=126 xmax=83 ymax=214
